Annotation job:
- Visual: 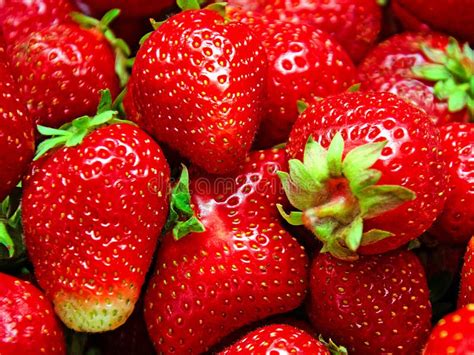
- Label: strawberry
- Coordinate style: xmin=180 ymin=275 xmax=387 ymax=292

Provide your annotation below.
xmin=459 ymin=237 xmax=474 ymax=308
xmin=261 ymin=0 xmax=382 ymax=62
xmin=144 ymin=149 xmax=309 ymax=353
xmin=131 ymin=3 xmax=267 ymax=174
xmin=0 ymin=272 xmax=65 ymax=354
xmin=9 ymin=10 xmax=131 ymax=128
xmin=73 ymin=0 xmax=175 ymax=18
xmin=359 ymin=33 xmax=474 ymax=125
xmin=423 ymin=304 xmax=474 ymax=354
xmin=429 ymin=123 xmax=474 ymax=244
xmin=228 ymin=0 xmax=265 ymax=11
xmin=219 ymin=324 xmax=346 ymax=354
xmin=309 ymin=249 xmax=432 ymax=354
xmin=228 ymin=8 xmax=356 ymax=148
xmin=21 ymin=94 xmax=171 ymax=332
xmin=279 ymin=92 xmax=447 ymax=258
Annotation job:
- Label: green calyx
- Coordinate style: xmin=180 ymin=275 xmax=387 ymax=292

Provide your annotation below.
xmin=278 ymin=133 xmax=416 ymax=260
xmin=165 ymin=165 xmax=205 ymax=240
xmin=72 ymin=9 xmax=131 ymax=87
xmin=412 ymin=37 xmax=474 ymax=120
xmin=34 ymin=90 xmax=130 ymax=160
xmin=0 ymin=195 xmax=22 ymax=259
xmin=318 ymin=336 xmax=348 ymax=355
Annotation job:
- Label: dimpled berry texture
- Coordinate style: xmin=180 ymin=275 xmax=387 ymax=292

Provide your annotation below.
xmin=0 ymin=273 xmax=65 ymax=354
xmin=220 ymin=324 xmax=329 ymax=354
xmin=11 ymin=23 xmax=120 ymax=128
xmin=74 ymin=0 xmax=174 ymax=18
xmin=144 ymin=149 xmax=309 ymax=353
xmin=359 ymin=32 xmax=470 ymax=125
xmin=309 ymin=250 xmax=431 ymax=354
xmin=459 ymin=238 xmax=474 ymax=307
xmin=22 ymin=124 xmax=170 ymax=332
xmin=133 ymin=10 xmax=267 ymax=175
xmin=287 ymin=92 xmax=447 ymax=254
xmin=0 ymin=42 xmax=34 ymax=201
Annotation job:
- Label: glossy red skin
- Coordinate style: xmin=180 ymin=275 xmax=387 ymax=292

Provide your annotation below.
xmin=144 ymin=149 xmax=309 ymax=353
xmin=11 ymin=23 xmax=120 ymax=128
xmin=391 ymin=1 xmax=432 ymax=33
xmin=430 ymin=123 xmax=474 ymax=244
xmin=0 ymin=0 xmax=75 ymax=46
xmin=220 ymin=324 xmax=329 ymax=354
xmin=423 ymin=304 xmax=474 ymax=354
xmin=228 ymin=0 xmax=266 ymax=11
xmin=359 ymin=32 xmax=470 ymax=126
xmin=287 ymin=92 xmax=447 ymax=254
xmin=229 ymin=9 xmax=356 ymax=148
xmin=73 ymin=0 xmax=175 ymax=18
xmin=309 ymin=250 xmax=432 ymax=354
xmin=392 ymin=0 xmax=474 ymax=43
xmin=261 ymin=0 xmax=381 ymax=62
xmin=459 ymin=238 xmax=474 ymax=308
xmin=22 ymin=124 xmax=170 ymax=325
xmin=132 ymin=9 xmax=267 ymax=175
xmin=0 ymin=272 xmax=65 ymax=354
xmin=0 ymin=43 xmax=34 ymax=201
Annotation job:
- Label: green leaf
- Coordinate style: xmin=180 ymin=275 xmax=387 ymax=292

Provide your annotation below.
xmin=446 ymin=58 xmax=468 ymax=80
xmin=206 ymin=2 xmax=227 ymax=17
xmin=448 ymin=90 xmax=467 ymax=112
xmin=342 ymin=140 xmax=387 ymax=182
xmin=303 ymin=136 xmax=329 ymax=183
xmin=277 ymin=204 xmax=304 ymax=226
xmin=0 ymin=223 xmax=14 ymax=258
xmin=100 ymin=9 xmax=121 ymax=28
xmin=65 ymin=129 xmax=88 ymax=147
xmin=318 ymin=336 xmax=349 ymax=355
xmin=277 ymin=171 xmax=315 ymax=211
xmin=288 ymin=159 xmax=321 ymax=192
xmin=297 ymin=100 xmax=309 ymax=114
xmin=89 ymin=111 xmax=116 ymax=126
xmin=34 ymin=136 xmax=68 ymax=160
xmin=420 ymin=44 xmax=447 ymax=64
xmin=412 ymin=64 xmax=451 ymax=81
xmin=343 ymin=216 xmax=363 ymax=252
xmin=463 ymin=43 xmax=474 ymax=62
xmin=177 ymin=0 xmax=201 ymax=11
xmin=71 ymin=12 xmax=99 ymax=28
xmin=97 ymin=90 xmax=113 ymax=114
xmin=349 ymin=169 xmax=382 ymax=196
xmin=139 ymin=32 xmax=153 ymax=46
xmin=446 ymin=37 xmax=462 ymax=60
xmin=173 ymin=216 xmax=205 ymax=240
xmin=360 ymin=229 xmax=394 ymax=246
xmin=37 ymin=125 xmax=69 ymax=137
xmin=327 ymin=132 xmax=344 ymax=178
xmin=359 ymin=185 xmax=416 ymax=219
xmin=347 ymin=83 xmax=361 ymax=92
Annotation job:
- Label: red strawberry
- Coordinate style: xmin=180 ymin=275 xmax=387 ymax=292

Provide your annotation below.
xmin=131 ymin=4 xmax=267 ymax=174
xmin=228 ymin=0 xmax=266 ymax=11
xmin=73 ymin=0 xmax=175 ymax=18
xmin=0 ymin=0 xmax=76 ymax=46
xmin=229 ymin=8 xmax=356 ymax=148
xmin=423 ymin=304 xmax=474 ymax=354
xmin=359 ymin=33 xmax=474 ymax=125
xmin=459 ymin=237 xmax=474 ymax=308
xmin=10 ymin=10 xmax=131 ymax=128
xmin=429 ymin=123 xmax=474 ymax=244
xmin=0 ymin=272 xmax=65 ymax=354
xmin=391 ymin=0 xmax=474 ymax=43
xmin=309 ymin=250 xmax=432 ymax=354
xmin=219 ymin=324 xmax=344 ymax=354
xmin=280 ymin=92 xmax=447 ymax=258
xmin=22 ymin=100 xmax=171 ymax=332
xmin=144 ymin=149 xmax=309 ymax=353
xmin=261 ymin=0 xmax=382 ymax=62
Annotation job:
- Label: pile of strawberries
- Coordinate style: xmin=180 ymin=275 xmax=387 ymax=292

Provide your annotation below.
xmin=0 ymin=0 xmax=473 ymax=354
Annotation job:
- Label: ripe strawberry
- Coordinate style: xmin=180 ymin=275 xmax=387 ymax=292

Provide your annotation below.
xmin=22 ymin=98 xmax=171 ymax=332
xmin=429 ymin=123 xmax=474 ymax=244
xmin=309 ymin=250 xmax=432 ymax=354
xmin=73 ymin=0 xmax=175 ymax=18
xmin=144 ymin=149 xmax=309 ymax=353
xmin=219 ymin=324 xmax=345 ymax=354
xmin=280 ymin=92 xmax=447 ymax=258
xmin=131 ymin=4 xmax=267 ymax=174
xmin=261 ymin=0 xmax=382 ymax=62
xmin=228 ymin=0 xmax=265 ymax=11
xmin=359 ymin=33 xmax=474 ymax=125
xmin=0 ymin=272 xmax=65 ymax=354
xmin=459 ymin=237 xmax=474 ymax=308
xmin=229 ymin=8 xmax=356 ymax=148
xmin=423 ymin=304 xmax=474 ymax=354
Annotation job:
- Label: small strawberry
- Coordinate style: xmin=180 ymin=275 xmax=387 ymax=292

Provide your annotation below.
xmin=131 ymin=2 xmax=267 ymax=174
xmin=309 ymin=250 xmax=432 ymax=354
xmin=21 ymin=92 xmax=171 ymax=332
xmin=229 ymin=8 xmax=356 ymax=147
xmin=219 ymin=324 xmax=346 ymax=354
xmin=423 ymin=304 xmax=474 ymax=354
xmin=429 ymin=123 xmax=474 ymax=244
xmin=144 ymin=149 xmax=309 ymax=353
xmin=0 ymin=272 xmax=65 ymax=354
xmin=359 ymin=33 xmax=474 ymax=125
xmin=459 ymin=237 xmax=474 ymax=308
xmin=279 ymin=92 xmax=447 ymax=258
xmin=73 ymin=0 xmax=175 ymax=18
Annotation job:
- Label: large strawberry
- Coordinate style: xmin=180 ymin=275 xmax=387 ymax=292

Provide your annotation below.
xmin=459 ymin=237 xmax=474 ymax=308
xmin=279 ymin=92 xmax=447 ymax=258
xmin=429 ymin=123 xmax=474 ymax=244
xmin=423 ymin=304 xmax=474 ymax=354
xmin=131 ymin=3 xmax=267 ymax=174
xmin=0 ymin=272 xmax=65 ymax=354
xmin=73 ymin=0 xmax=175 ymax=18
xmin=309 ymin=249 xmax=432 ymax=354
xmin=261 ymin=0 xmax=382 ymax=62
xmin=10 ymin=10 xmax=130 ymax=128
xmin=229 ymin=8 xmax=356 ymax=148
xmin=144 ymin=149 xmax=309 ymax=353
xmin=21 ymin=94 xmax=171 ymax=332
xmin=359 ymin=33 xmax=474 ymax=125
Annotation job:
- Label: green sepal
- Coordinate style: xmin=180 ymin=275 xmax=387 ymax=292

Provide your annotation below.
xmin=358 ymin=185 xmax=416 ymax=219
xmin=150 ymin=18 xmax=166 ymax=30
xmin=318 ymin=336 xmax=349 ymax=355
xmin=343 ymin=216 xmax=363 ymax=252
xmin=407 ymin=238 xmax=421 ymax=250
xmin=347 ymin=83 xmax=361 ymax=92
xmin=327 ymin=132 xmax=344 ymax=177
xmin=448 ymin=90 xmax=467 ymax=112
xmin=277 ymin=204 xmax=303 ymax=226
xmin=297 ymin=100 xmax=309 ymax=114
xmin=342 ymin=140 xmax=387 ymax=183
xmin=139 ymin=32 xmax=153 ymax=46
xmin=304 ymin=136 xmax=329 ymax=183
xmin=412 ymin=64 xmax=451 ymax=81
xmin=360 ymin=229 xmax=394 ymax=247
xmin=0 ymin=223 xmax=14 ymax=258
xmin=206 ymin=2 xmax=227 ymax=18
xmin=0 ymin=193 xmax=25 ymax=262
xmin=376 ymin=0 xmax=387 ymax=6
xmin=349 ymin=169 xmax=382 ymax=196
xmin=177 ymin=0 xmax=201 ymax=11
xmin=277 ymin=171 xmax=321 ymax=212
